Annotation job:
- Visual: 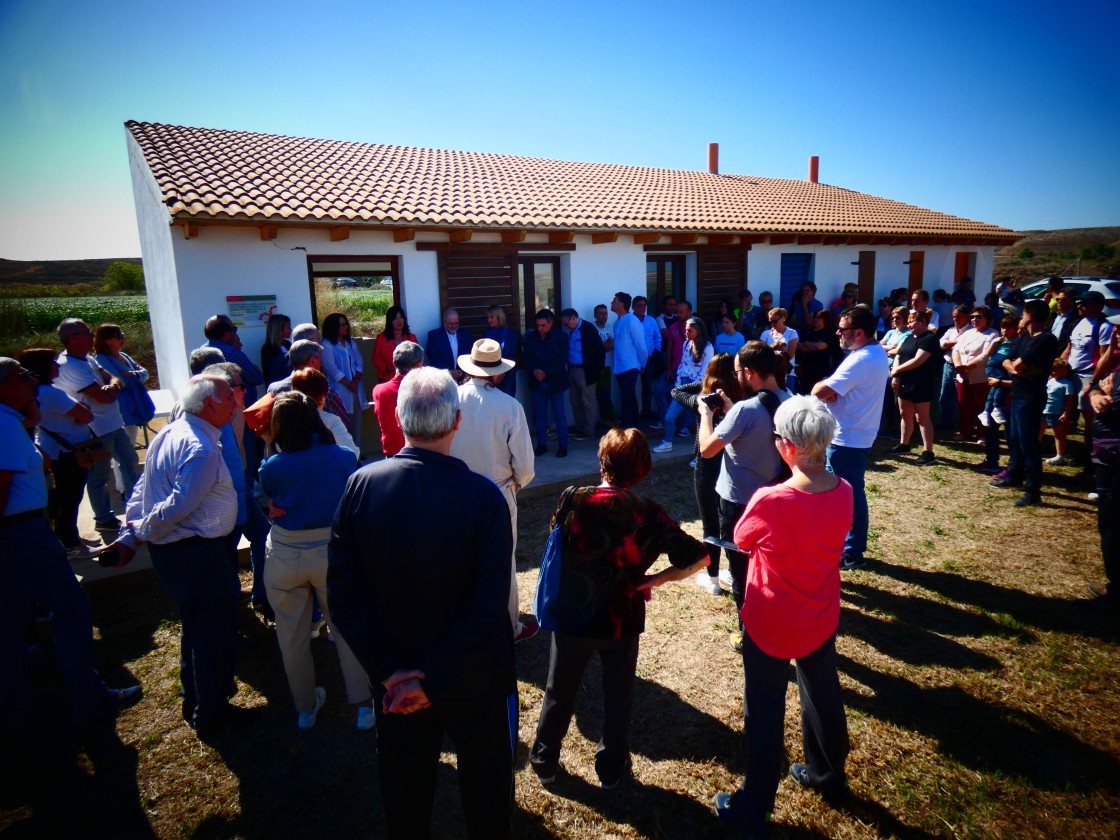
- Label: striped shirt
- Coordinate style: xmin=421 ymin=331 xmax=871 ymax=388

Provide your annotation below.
xmin=122 ymin=413 xmax=237 ymax=546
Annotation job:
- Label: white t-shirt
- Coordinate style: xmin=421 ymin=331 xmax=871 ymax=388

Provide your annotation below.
xmin=55 ymin=352 xmax=124 ymax=436
xmin=1067 ymin=317 xmax=1114 ymax=374
xmin=821 ymin=343 xmax=891 ymax=449
xmin=34 ymin=385 xmax=93 ymax=459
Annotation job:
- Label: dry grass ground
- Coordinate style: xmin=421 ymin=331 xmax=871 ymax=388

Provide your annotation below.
xmin=2 ymin=432 xmax=1118 ymax=839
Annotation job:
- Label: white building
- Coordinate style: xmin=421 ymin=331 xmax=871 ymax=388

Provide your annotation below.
xmin=126 ymin=121 xmax=1017 ymax=398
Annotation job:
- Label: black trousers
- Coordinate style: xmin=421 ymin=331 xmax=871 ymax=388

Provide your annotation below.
xmin=1097 ymin=462 xmax=1120 ymax=600
xmin=47 ymin=451 xmax=87 ymax=549
xmin=375 ymin=690 xmax=516 ymax=840
xmin=530 ymin=632 xmax=640 ymax=784
xmin=718 ymin=497 xmax=749 ymax=613
xmin=694 ymin=455 xmax=722 ymax=576
xmin=723 ymin=633 xmax=849 ymax=832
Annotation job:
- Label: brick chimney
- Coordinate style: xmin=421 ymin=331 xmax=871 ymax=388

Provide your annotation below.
xmin=708 ymin=143 xmax=719 ymax=175
xmin=808 ymin=155 xmax=819 ymax=183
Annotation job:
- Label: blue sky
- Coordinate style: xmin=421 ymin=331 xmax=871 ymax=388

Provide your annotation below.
xmin=2 ymin=0 xmax=1117 ymax=260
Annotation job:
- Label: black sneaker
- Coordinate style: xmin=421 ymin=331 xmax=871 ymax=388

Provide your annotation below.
xmin=989 ymin=476 xmax=1021 ymax=488
xmin=885 ymin=444 xmax=911 ymax=456
xmin=789 ymin=762 xmax=849 ymax=804
xmin=840 ymin=555 xmax=867 ymax=571
xmin=914 ymin=451 xmax=936 ymax=466
xmin=1013 ymin=493 xmax=1041 ymax=507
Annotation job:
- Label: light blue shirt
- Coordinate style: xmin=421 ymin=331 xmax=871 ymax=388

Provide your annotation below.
xmin=567 ymin=319 xmax=585 ymax=365
xmin=0 ymin=404 xmax=46 ymax=515
xmin=122 ymin=412 xmax=237 ymax=546
xmin=612 ymin=312 xmax=648 ymax=374
xmin=638 ymin=313 xmax=661 ymax=356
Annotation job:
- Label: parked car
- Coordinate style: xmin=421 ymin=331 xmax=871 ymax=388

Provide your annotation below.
xmin=1019 ymin=276 xmax=1120 ymax=325
xmin=331 ymin=277 xmax=359 ymax=288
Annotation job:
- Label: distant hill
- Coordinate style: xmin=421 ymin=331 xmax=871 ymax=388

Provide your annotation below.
xmin=0 ymin=257 xmax=142 ymax=286
xmin=994 ymin=227 xmax=1119 ymax=279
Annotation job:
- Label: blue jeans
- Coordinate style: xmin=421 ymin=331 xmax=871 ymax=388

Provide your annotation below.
xmin=87 ymin=427 xmax=141 ymax=523
xmin=532 ymin=389 xmax=568 ymax=447
xmin=0 ymin=516 xmax=114 ymax=728
xmin=938 ymin=360 xmax=958 ymax=430
xmin=826 ymin=444 xmax=870 ymax=560
xmin=149 ymin=536 xmax=239 ymax=729
xmin=652 ymin=375 xmax=674 ymax=421
xmin=1006 ymin=394 xmax=1045 ymax=496
xmin=661 ymin=399 xmax=692 ymax=442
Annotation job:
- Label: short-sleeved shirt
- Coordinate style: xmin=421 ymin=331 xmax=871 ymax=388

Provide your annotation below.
xmin=1044 ymin=376 xmax=1079 ymax=417
xmin=821 ymin=343 xmax=890 ymax=449
xmin=896 ymin=331 xmax=940 ymax=392
xmin=735 ymin=480 xmax=853 ymax=659
xmin=55 ymin=352 xmax=124 ymax=436
xmin=1010 ymin=331 xmax=1059 ymax=400
xmin=714 ymin=330 xmax=746 ymax=356
xmin=1068 ymin=317 xmax=1114 ymax=374
xmin=714 ymin=391 xmax=791 ymax=505
xmin=34 ymin=385 xmax=92 ymax=459
xmin=0 ymin=404 xmax=47 ymax=515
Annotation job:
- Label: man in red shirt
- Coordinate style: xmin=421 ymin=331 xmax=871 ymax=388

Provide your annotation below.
xmin=372 ymin=341 xmax=424 ymax=457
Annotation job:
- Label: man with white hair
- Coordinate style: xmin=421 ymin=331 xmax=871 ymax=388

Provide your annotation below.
xmin=105 ymin=374 xmax=243 ymax=736
xmin=329 ymin=367 xmax=516 ymax=839
xmin=449 ymin=339 xmax=537 ymax=642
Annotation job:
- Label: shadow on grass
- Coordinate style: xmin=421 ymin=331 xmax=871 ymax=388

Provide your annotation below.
xmin=837 ymin=653 xmax=1120 ymax=792
xmin=873 ymin=564 xmax=1120 ymax=641
xmin=838 ymin=602 xmax=1005 ymax=671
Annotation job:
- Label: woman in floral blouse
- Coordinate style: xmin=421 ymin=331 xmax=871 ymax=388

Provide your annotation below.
xmin=530 ymin=428 xmax=707 ymax=790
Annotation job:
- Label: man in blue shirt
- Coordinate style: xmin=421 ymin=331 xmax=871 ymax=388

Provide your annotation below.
xmin=203 ymin=315 xmax=264 ymax=403
xmin=0 ymin=357 xmax=141 ymax=737
xmin=633 ymin=296 xmax=662 ymax=423
xmin=610 ymin=293 xmax=648 ymax=429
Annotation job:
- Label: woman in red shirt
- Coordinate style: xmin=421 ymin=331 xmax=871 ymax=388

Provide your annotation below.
xmin=715 ymin=395 xmax=853 ymax=835
xmin=372 ymin=306 xmax=417 ymax=384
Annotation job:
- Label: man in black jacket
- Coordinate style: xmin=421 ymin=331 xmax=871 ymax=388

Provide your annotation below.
xmin=328 ymin=367 xmax=516 ymax=839
xmin=560 ymin=307 xmax=606 ymax=440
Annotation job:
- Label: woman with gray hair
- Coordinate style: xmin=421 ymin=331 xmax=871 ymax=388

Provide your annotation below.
xmin=714 ymin=395 xmax=854 ymax=835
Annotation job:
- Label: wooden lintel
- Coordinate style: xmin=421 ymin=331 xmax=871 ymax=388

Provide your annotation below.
xmin=739 ymin=234 xmax=768 ymax=245
xmin=670 ymin=233 xmax=699 ymax=245
xmin=329 ymin=226 xmax=350 ymax=242
xmin=548 ymin=231 xmax=575 ymax=244
xmin=707 ymin=234 xmax=735 ymax=246
xmin=448 ymin=229 xmax=473 ymax=243
xmin=500 ymin=230 xmax=527 ymax=244
xmin=797 ymin=235 xmax=824 ymax=245
xmin=259 ymin=225 xmax=278 ymax=241
xmin=393 ymin=227 xmax=415 ymax=242
xmin=632 ymin=233 xmax=662 ymax=244
xmin=591 ymin=232 xmax=619 ymax=244
xmin=768 ymin=235 xmax=796 ymax=245
xmin=180 ymin=221 xmax=199 ymax=239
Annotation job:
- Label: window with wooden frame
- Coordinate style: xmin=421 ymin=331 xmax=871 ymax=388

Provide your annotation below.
xmin=646 ymin=255 xmax=685 ymax=308
xmin=306 ymin=255 xmax=400 ymax=331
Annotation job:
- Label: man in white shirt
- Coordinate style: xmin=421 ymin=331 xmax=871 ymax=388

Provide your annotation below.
xmin=449 ymin=339 xmax=538 ymax=642
xmin=593 ymin=304 xmax=616 ymax=429
xmin=938 ymin=305 xmax=971 ymax=434
xmin=910 ymin=289 xmax=940 ymax=331
xmin=813 ymin=307 xmax=891 ymax=571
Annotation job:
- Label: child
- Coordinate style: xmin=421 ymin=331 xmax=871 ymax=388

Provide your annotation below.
xmin=975 ymin=314 xmax=1020 ymax=473
xmin=713 ymin=315 xmax=746 ymax=355
xmin=1041 ymin=358 xmax=1079 ymax=465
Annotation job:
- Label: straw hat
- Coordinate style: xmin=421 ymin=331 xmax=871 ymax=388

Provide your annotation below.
xmin=458 ymin=338 xmax=515 ymax=378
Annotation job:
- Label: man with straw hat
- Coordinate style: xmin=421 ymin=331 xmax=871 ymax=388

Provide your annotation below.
xmin=449 ymin=339 xmax=539 ymax=642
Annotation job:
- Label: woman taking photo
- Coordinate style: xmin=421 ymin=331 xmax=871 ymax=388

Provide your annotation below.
xmin=714 ymin=396 xmax=853 ymax=835
xmin=653 ymin=317 xmax=714 ymax=453
xmin=320 ymin=312 xmax=368 ymax=445
xmin=888 ymin=309 xmax=939 ymax=465
xmin=530 ymin=428 xmax=707 ymax=789
xmin=18 ymin=348 xmax=95 ymax=559
xmin=372 ymin=305 xmax=416 ymax=385
xmin=259 ymin=392 xmax=373 ymax=731
xmin=668 ymin=352 xmax=744 ymax=595
xmin=261 ymin=314 xmax=292 ymax=385
xmin=761 ymin=307 xmax=799 ymax=393
xmin=484 ymin=304 xmax=520 ymax=397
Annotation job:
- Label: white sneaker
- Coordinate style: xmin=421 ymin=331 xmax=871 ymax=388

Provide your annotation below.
xmin=977 ymin=412 xmax=990 ymax=428
xmin=652 ymin=441 xmax=673 ymax=453
xmin=356 ymin=704 xmax=376 ymax=731
xmin=298 ymin=686 xmax=326 ymax=731
xmin=1088 ymin=492 xmax=1100 ymax=502
xmin=718 ymin=568 xmax=734 ymax=588
xmin=696 ymin=574 xmax=722 ymax=595
xmin=991 ymin=407 xmax=1007 ymax=425
xmin=1046 ymin=455 xmax=1066 ymax=466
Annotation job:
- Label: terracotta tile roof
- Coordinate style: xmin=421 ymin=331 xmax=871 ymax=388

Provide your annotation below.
xmin=126 ymin=121 xmax=1015 ymax=241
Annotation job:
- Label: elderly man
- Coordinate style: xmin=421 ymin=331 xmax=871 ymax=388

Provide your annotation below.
xmin=54 ymin=318 xmax=140 ymax=531
xmin=425 ymin=307 xmax=474 ymax=384
xmin=372 ymin=340 xmax=424 ymax=457
xmin=559 ymin=308 xmax=606 ymax=440
xmin=450 ymin=339 xmax=537 ymax=642
xmin=107 ymin=375 xmax=242 ymax=735
xmin=328 ymin=367 xmax=516 ymax=839
xmin=265 ymin=338 xmax=348 ymax=420
xmin=0 ymin=358 xmax=141 ymax=735
xmin=812 ymin=307 xmax=891 ymax=571
xmin=202 ymin=314 xmax=264 ymax=403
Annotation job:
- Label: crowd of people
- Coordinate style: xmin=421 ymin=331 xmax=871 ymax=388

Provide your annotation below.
xmin=2 ymin=272 xmax=1117 ymax=838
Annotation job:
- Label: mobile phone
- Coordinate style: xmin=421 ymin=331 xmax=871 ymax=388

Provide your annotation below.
xmin=701 ymin=392 xmax=724 ymax=409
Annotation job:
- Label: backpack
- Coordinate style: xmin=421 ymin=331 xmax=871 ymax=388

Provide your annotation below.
xmin=533 ymin=486 xmax=577 ymax=632
xmin=755 ymin=389 xmax=793 ymax=484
